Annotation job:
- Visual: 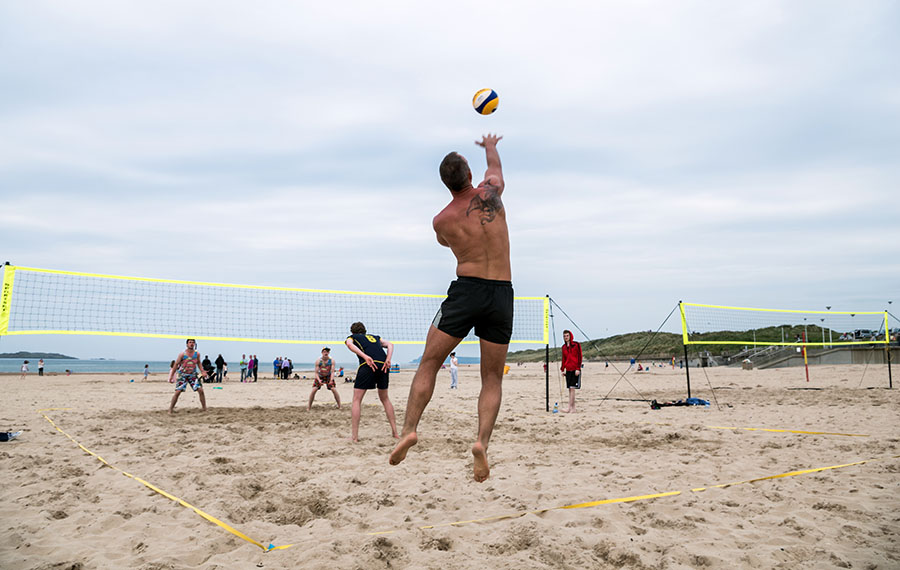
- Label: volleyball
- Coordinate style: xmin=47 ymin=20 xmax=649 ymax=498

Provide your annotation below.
xmin=472 ymin=88 xmax=499 ymax=115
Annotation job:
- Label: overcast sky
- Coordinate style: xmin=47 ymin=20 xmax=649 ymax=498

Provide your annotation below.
xmin=1 ymin=1 xmax=898 ymax=363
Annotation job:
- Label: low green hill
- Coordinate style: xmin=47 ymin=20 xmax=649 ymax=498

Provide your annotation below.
xmin=507 ymin=324 xmax=832 ymax=362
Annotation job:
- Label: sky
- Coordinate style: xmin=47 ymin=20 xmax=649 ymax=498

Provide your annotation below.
xmin=1 ymin=1 xmax=898 ymax=363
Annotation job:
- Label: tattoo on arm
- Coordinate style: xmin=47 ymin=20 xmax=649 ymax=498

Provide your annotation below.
xmin=466 ymin=188 xmax=503 ymax=225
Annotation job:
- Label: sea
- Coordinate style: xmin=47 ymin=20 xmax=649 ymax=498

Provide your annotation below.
xmin=0 ymin=359 xmax=362 ymax=374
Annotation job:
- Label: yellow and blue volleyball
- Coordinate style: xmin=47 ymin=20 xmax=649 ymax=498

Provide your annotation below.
xmin=472 ymin=88 xmax=499 ymax=115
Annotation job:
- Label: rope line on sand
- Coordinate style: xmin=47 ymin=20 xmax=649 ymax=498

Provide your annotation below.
xmin=368 ymin=454 xmax=899 ymax=535
xmin=638 ymin=420 xmax=870 ymax=438
xmin=41 ymin=412 xmax=281 ymax=552
xmin=40 ymin=409 xmax=891 ymax=549
xmin=703 ymin=425 xmax=869 ymax=437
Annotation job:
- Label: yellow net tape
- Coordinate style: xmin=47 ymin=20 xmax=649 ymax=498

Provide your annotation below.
xmin=3 ymin=265 xmax=548 ymax=345
xmin=680 ymin=301 xmax=890 ymax=347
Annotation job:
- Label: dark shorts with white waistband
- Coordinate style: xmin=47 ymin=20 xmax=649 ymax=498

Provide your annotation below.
xmin=432 ymin=276 xmax=514 ymax=345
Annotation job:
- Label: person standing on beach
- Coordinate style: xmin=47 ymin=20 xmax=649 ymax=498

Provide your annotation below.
xmin=308 ymin=347 xmax=342 ymax=410
xmin=240 ymin=354 xmax=248 ymax=382
xmin=346 ymin=322 xmax=398 ymax=442
xmin=449 ymin=352 xmax=459 ymax=389
xmin=143 ymin=364 xmax=150 ymax=381
xmin=215 ymin=354 xmax=226 ymax=383
xmin=252 ymin=355 xmax=259 ymax=381
xmin=20 ymin=360 xmax=29 ymax=379
xmin=38 ymin=359 xmax=44 ymax=377
xmin=390 ymin=134 xmax=510 ymax=482
xmin=560 ymin=330 xmax=582 ymax=413
xmin=167 ymin=338 xmax=208 ymax=413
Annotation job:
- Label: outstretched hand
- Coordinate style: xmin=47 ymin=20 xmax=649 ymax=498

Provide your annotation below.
xmin=475 ymin=134 xmax=503 ymax=147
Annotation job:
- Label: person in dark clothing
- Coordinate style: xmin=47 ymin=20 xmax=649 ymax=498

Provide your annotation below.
xmin=345 ymin=322 xmax=398 ymax=442
xmin=215 ymin=354 xmax=226 ymax=383
xmin=202 ymin=355 xmax=214 ymax=379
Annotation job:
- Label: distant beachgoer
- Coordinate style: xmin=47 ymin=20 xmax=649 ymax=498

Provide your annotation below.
xmin=215 ymin=354 xmax=226 ymax=383
xmin=167 ymin=338 xmax=208 ymax=414
xmin=449 ymin=352 xmax=459 ymax=389
xmin=273 ymin=357 xmax=281 ymax=378
xmin=561 ymin=330 xmax=582 ymax=413
xmin=281 ymin=356 xmax=291 ymax=379
xmin=390 ymin=134 xmax=509 ymax=483
xmin=222 ymin=363 xmax=228 ymax=380
xmin=240 ymin=354 xmax=248 ymax=382
xmin=346 ymin=322 xmax=398 ymax=442
xmin=308 ymin=347 xmax=341 ymax=410
xmin=169 ymin=360 xmax=176 ymax=382
xmin=65 ymin=369 xmax=72 ymax=376
xmin=38 ymin=359 xmax=44 ymax=377
xmin=143 ymin=364 xmax=149 ymax=381
xmin=20 ymin=360 xmax=29 ymax=379
xmin=252 ymin=355 xmax=259 ymax=381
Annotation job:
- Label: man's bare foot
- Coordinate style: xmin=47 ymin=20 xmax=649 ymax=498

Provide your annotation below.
xmin=472 ymin=442 xmax=490 ymax=482
xmin=168 ymin=409 xmax=175 ymax=415
xmin=349 ymin=436 xmax=359 ymax=443
xmin=391 ymin=432 xmax=400 ymax=439
xmin=389 ymin=432 xmax=417 ymax=465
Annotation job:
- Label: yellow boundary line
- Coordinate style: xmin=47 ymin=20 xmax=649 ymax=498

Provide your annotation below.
xmin=369 ymin=454 xmax=899 ymax=535
xmin=41 ymin=409 xmax=895 ymax=550
xmin=41 ymin=412 xmax=275 ymax=552
xmin=704 ymin=425 xmax=869 ymax=437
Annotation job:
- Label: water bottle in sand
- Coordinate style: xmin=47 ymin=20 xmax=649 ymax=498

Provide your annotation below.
xmin=553 ymin=402 xmax=559 ymax=414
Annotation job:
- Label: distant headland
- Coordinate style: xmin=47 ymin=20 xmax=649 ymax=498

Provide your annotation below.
xmin=0 ymin=352 xmax=77 ymax=359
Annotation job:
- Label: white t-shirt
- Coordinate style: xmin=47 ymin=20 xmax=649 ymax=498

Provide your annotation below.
xmin=450 ymin=357 xmax=458 ymax=371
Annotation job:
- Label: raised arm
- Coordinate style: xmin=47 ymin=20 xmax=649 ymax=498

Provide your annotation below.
xmin=475 ymin=134 xmax=504 ymax=194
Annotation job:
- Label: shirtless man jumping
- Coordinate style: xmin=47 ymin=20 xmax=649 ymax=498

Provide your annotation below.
xmin=390 ymin=133 xmax=510 ymax=482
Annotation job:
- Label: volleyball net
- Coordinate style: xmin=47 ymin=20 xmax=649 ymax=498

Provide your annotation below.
xmin=0 ymin=265 xmax=549 ymax=345
xmin=680 ymin=302 xmax=891 ymax=347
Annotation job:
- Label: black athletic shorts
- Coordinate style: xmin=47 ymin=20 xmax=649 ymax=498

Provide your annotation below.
xmin=432 ymin=276 xmax=514 ymax=344
xmin=565 ymin=370 xmax=581 ymax=389
xmin=354 ymin=366 xmax=389 ymax=390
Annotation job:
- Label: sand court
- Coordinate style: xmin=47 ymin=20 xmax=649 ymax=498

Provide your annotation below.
xmin=1 ymin=363 xmax=898 ymax=569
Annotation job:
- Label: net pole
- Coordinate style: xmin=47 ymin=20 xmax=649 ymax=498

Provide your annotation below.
xmin=545 ymin=343 xmax=550 ymax=412
xmin=683 ymin=344 xmax=691 ymax=399
xmin=802 ymin=331 xmax=810 ymax=382
xmin=886 ymin=310 xmax=893 ymax=389
xmin=679 ymin=301 xmax=691 ymax=398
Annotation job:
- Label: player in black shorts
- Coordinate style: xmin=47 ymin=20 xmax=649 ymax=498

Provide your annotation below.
xmin=345 ymin=322 xmax=399 ymax=442
xmin=391 ymin=134 xmax=510 ymax=482
xmin=431 ymin=276 xmax=513 ymax=344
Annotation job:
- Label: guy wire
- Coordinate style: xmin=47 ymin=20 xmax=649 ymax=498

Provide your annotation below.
xmin=549 ymin=298 xmax=655 ymax=404
xmin=548 ymin=303 xmax=565 ymax=407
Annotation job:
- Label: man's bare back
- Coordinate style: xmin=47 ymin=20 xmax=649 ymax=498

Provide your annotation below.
xmin=432 ymin=135 xmax=510 ymax=280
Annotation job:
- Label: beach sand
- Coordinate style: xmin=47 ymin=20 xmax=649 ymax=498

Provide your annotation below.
xmin=0 ymin=362 xmax=897 ymax=569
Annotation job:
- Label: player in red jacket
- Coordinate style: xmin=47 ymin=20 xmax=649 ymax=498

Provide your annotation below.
xmin=560 ymin=330 xmax=582 ymax=413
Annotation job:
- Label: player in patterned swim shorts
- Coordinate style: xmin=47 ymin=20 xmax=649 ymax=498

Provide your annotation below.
xmin=307 ymin=347 xmax=342 ymax=410
xmin=167 ymin=338 xmax=208 ymax=414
